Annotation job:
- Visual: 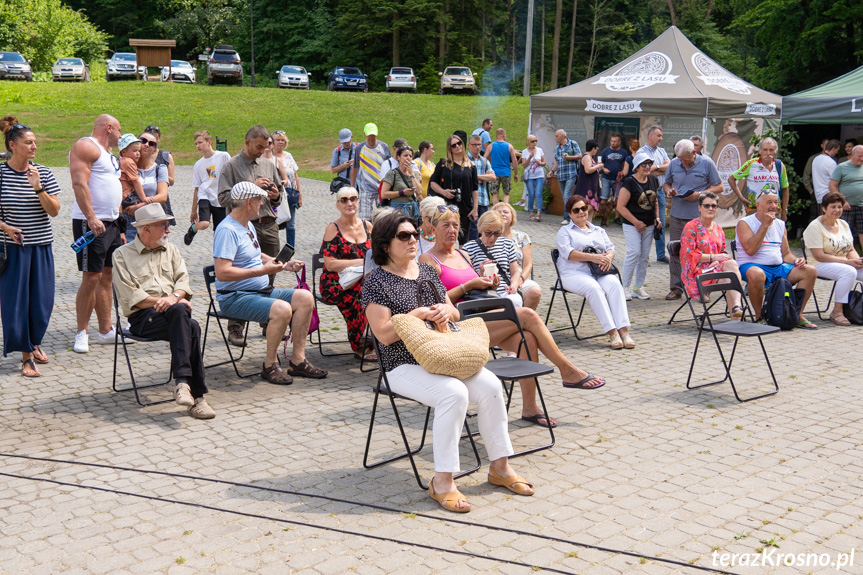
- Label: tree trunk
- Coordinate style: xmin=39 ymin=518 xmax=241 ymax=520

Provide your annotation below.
xmin=481 ymin=13 xmax=486 ymax=62
xmin=666 ymin=0 xmax=676 ymax=26
xmin=393 ymin=25 xmax=400 ymax=67
xmin=587 ymin=0 xmax=602 ymax=77
xmin=550 ymin=0 xmax=562 ymax=89
xmin=566 ymin=0 xmax=577 ymax=85
xmin=704 ymin=0 xmax=714 ymax=21
xmin=439 ymin=12 xmax=446 ymax=69
xmin=511 ymin=12 xmax=517 ymax=81
xmin=540 ymin=0 xmax=545 ymax=91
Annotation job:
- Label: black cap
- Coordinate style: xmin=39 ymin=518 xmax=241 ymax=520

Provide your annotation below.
xmin=453 ymin=130 xmax=468 ymax=146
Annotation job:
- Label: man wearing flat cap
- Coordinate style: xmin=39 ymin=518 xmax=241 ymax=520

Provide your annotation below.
xmin=213 ymin=182 xmax=328 ymax=385
xmin=112 ymin=203 xmax=215 ymax=419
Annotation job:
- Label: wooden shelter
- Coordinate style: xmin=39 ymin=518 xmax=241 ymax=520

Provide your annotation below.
xmin=129 ymin=39 xmax=176 ymax=81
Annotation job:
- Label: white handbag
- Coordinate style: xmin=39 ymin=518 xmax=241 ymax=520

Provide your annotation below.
xmin=275 ymin=191 xmax=292 ymax=225
xmin=338 ymin=265 xmax=364 ymax=289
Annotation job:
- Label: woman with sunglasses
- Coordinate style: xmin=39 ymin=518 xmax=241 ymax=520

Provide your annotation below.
xmin=0 ymin=117 xmax=61 ymax=377
xmin=462 ymin=211 xmax=524 ymax=306
xmin=319 ymin=187 xmax=375 ymax=359
xmin=557 ymin=195 xmax=635 ymax=349
xmin=271 ymin=130 xmax=300 ymax=248
xmin=142 ymin=126 xmax=175 ymax=186
xmin=617 ymin=153 xmax=661 ymax=301
xmin=420 ymin=206 xmax=603 ymax=425
xmin=429 ymin=135 xmax=478 ymax=244
xmin=493 ymin=202 xmax=542 ymax=310
xmin=520 ymin=134 xmax=546 ymax=221
xmin=680 ymin=191 xmax=744 ymax=318
xmin=364 ymin=212 xmax=535 ymax=513
xmin=380 ymin=145 xmax=422 ymax=219
xmin=122 ymin=131 xmax=172 ymax=241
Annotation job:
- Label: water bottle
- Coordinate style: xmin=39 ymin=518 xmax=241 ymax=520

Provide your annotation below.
xmin=71 ymin=230 xmax=95 ymax=253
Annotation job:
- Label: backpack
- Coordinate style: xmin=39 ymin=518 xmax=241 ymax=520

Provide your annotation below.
xmin=760 ymin=277 xmax=804 ymax=330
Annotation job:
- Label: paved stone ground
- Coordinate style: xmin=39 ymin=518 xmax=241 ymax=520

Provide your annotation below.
xmin=1 ymin=167 xmax=861 ymax=574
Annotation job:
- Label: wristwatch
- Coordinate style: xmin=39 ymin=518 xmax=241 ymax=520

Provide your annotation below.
xmin=172 ymin=292 xmax=182 ymax=300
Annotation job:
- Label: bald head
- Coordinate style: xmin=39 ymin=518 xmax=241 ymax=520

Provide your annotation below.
xmin=93 ymin=114 xmax=121 ymax=148
xmin=850 ymin=145 xmax=863 ymax=167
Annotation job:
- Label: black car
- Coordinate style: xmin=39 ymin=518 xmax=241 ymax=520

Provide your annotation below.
xmin=327 ymin=66 xmax=368 ymax=92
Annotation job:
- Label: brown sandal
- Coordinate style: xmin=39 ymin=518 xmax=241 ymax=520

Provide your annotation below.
xmin=261 ymin=361 xmax=293 ymax=385
xmin=288 ymin=358 xmax=328 ymax=379
xmin=488 ymin=467 xmax=534 ymax=496
xmin=830 ymin=313 xmax=851 ymax=326
xmin=429 ymin=480 xmax=471 ymax=513
xmin=32 ymin=346 xmax=49 ymax=364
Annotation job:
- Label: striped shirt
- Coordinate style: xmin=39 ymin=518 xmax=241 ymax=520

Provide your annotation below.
xmin=462 ymin=237 xmax=518 ymax=296
xmin=0 ymin=162 xmax=61 ymax=245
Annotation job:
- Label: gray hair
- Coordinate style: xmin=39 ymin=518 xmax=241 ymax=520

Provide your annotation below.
xmin=760 ymin=137 xmax=778 ymax=150
xmin=647 ymin=125 xmax=663 ymax=138
xmin=555 ymin=129 xmax=567 ymax=138
xmin=419 ymin=195 xmax=445 ymax=220
xmin=674 ymin=139 xmax=695 ymax=156
xmin=690 ymin=135 xmax=703 ymax=144
xmin=245 ymin=125 xmax=269 ymax=141
xmin=371 ymin=206 xmax=398 ymax=225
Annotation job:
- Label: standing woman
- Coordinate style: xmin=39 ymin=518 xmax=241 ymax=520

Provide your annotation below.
xmin=0 ymin=117 xmax=61 ymax=377
xmin=574 ymin=139 xmax=604 ymax=222
xmin=413 ymin=141 xmax=435 ymax=198
xmin=271 ymin=130 xmax=301 ymax=247
xmin=616 ymin=153 xmax=660 ymax=300
xmin=380 ymin=145 xmax=422 ymax=219
xmin=143 ymin=126 xmax=177 ymax=223
xmin=429 ymin=135 xmax=478 ymax=244
xmin=520 ymin=134 xmax=546 ymax=221
xmin=122 ymin=131 xmax=170 ymax=241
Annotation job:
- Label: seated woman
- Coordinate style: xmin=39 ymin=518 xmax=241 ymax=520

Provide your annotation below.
xmin=803 ymin=191 xmax=863 ymax=326
xmin=556 ymin=195 xmax=635 ymax=349
xmin=420 ymin=206 xmax=604 ymax=423
xmin=417 ymin=195 xmax=445 ymax=258
xmin=320 ymin=187 xmax=374 ymax=359
xmin=680 ymin=192 xmax=744 ymax=318
xmin=380 ymin=145 xmax=422 ymax=219
xmin=493 ymin=202 xmax=542 ymax=310
xmin=363 ymin=212 xmax=535 ymax=513
xmin=462 ymin=211 xmax=524 ymax=307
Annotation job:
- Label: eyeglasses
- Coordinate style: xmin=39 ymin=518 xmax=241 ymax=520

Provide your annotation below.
xmin=528 ymin=139 xmax=537 ymax=143
xmin=436 ymin=205 xmax=459 ymax=213
xmin=339 ymin=196 xmax=359 ymax=204
xmin=482 ymin=230 xmax=501 ymax=238
xmin=394 ymin=230 xmax=420 ymax=242
xmin=570 ymin=205 xmax=589 ymax=213
xmin=701 ymin=203 xmax=718 ymax=209
xmin=140 ymin=138 xmax=157 ymax=147
xmin=247 ymin=231 xmax=259 ymax=249
xmin=450 ymin=141 xmax=463 ymax=149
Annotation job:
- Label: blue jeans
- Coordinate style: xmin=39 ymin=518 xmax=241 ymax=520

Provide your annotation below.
xmin=600 ymin=178 xmax=616 ymax=200
xmin=391 ymin=200 xmax=420 ymax=220
xmin=560 ymin=176 xmax=577 ymax=221
xmin=283 ymin=202 xmax=298 ymax=247
xmin=654 ymin=192 xmax=666 ymax=259
xmin=468 ymin=204 xmax=489 ymax=242
xmin=218 ymin=288 xmax=297 ymax=325
xmin=524 ymin=178 xmax=544 ymax=212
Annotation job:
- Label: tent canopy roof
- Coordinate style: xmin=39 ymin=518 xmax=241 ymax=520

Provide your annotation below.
xmin=531 ymin=26 xmax=781 ymax=119
xmin=782 ymin=65 xmax=863 ymax=124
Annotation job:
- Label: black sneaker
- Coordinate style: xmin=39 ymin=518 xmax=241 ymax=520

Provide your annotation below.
xmin=183 ymin=225 xmax=196 ymax=246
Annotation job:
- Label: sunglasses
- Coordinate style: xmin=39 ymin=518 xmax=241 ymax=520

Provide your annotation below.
xmin=339 ymin=196 xmax=359 ymax=204
xmin=483 ymin=230 xmax=502 ymax=238
xmin=140 ymin=138 xmax=157 ymax=147
xmin=247 ymin=231 xmax=259 ymax=249
xmin=450 ymin=141 xmax=463 ymax=149
xmin=570 ymin=205 xmax=589 ymax=213
xmin=639 ymin=162 xmax=653 ymax=168
xmin=395 ymin=230 xmax=420 ymax=242
xmin=528 ymin=139 xmax=537 ymax=143
xmin=272 ymin=130 xmax=286 ymax=136
xmin=701 ymin=203 xmax=718 ymax=209
xmin=145 ymin=125 xmax=159 ymax=133
xmin=436 ymin=205 xmax=459 ymax=213
xmin=11 ymin=123 xmax=30 ymax=132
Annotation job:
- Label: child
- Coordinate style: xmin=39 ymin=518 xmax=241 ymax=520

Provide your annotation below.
xmin=185 ymin=130 xmax=231 ymax=245
xmin=118 ymin=134 xmax=144 ymax=205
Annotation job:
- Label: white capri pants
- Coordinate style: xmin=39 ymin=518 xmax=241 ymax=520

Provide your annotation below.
xmin=621 ymin=223 xmax=654 ymax=289
xmin=386 ymin=364 xmax=514 ymax=472
xmin=814 ymin=262 xmax=863 ymax=304
xmin=560 ymin=271 xmax=631 ymax=333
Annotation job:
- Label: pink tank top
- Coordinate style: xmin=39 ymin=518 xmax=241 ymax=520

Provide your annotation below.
xmin=430 ymin=251 xmax=479 ymax=300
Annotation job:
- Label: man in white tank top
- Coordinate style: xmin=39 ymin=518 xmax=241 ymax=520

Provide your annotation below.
xmin=69 ymin=114 xmax=128 ymax=353
xmin=735 ymin=190 xmax=818 ymax=327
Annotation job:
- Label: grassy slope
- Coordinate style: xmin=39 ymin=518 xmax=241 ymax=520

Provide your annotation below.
xmin=1 ymin=82 xmax=530 ymax=185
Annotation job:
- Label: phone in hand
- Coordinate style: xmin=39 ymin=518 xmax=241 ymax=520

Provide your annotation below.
xmin=275 ymin=243 xmax=295 ymax=264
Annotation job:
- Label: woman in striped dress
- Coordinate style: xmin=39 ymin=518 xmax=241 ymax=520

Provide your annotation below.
xmin=0 ymin=116 xmax=61 ymax=377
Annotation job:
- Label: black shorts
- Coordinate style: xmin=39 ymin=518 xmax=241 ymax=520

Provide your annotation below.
xmin=842 ymin=205 xmax=863 ymax=237
xmin=198 ymin=200 xmax=227 ymax=229
xmin=73 ymin=218 xmax=122 ymax=273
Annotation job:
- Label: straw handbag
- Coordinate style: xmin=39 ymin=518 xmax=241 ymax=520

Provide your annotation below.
xmin=391 ymin=279 xmax=489 ymax=380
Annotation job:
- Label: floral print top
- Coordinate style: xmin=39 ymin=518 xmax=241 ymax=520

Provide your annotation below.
xmin=680 ymin=218 xmax=727 ymax=299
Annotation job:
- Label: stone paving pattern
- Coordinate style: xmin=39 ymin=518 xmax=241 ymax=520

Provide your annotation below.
xmin=1 ymin=167 xmax=861 ymax=574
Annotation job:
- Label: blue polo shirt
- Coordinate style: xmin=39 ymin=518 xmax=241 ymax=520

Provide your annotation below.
xmin=665 ymin=155 xmax=722 ymax=220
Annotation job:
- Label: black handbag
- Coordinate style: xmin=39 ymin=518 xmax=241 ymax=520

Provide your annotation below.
xmin=330 ymin=144 xmax=353 ymax=195
xmin=463 ymin=289 xmax=498 ymax=301
xmin=843 ymin=284 xmax=863 ymax=325
xmin=583 ymin=245 xmax=619 ymax=277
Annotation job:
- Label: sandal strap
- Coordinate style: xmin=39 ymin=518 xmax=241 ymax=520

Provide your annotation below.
xmin=290 ymin=359 xmax=327 ymax=376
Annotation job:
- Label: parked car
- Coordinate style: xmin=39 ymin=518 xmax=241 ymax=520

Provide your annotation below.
xmin=51 ymin=57 xmax=90 ymax=82
xmin=385 ymin=67 xmax=416 ymax=93
xmin=207 ymin=45 xmax=243 ymax=85
xmin=327 ymin=66 xmax=368 ymax=92
xmin=160 ymin=60 xmax=196 ymax=83
xmin=0 ymin=51 xmax=33 ymax=82
xmin=438 ymin=66 xmax=477 ymax=95
xmin=106 ymin=53 xmax=147 ymax=81
xmin=277 ymin=65 xmax=310 ymax=89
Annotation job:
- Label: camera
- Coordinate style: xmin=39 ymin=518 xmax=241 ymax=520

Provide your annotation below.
xmin=453 ymin=187 xmax=462 ymax=203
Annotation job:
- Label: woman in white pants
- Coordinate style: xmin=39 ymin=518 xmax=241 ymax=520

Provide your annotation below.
xmin=556 ymin=195 xmax=635 ymax=349
xmin=616 ymin=153 xmax=661 ymax=300
xmin=363 ymin=212 xmax=534 ymax=514
xmin=802 ymin=191 xmax=863 ymax=326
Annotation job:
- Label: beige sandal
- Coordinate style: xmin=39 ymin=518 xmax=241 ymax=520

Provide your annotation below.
xmin=488 ymin=467 xmax=535 ymax=496
xmin=621 ymin=333 xmax=636 ymax=349
xmin=429 ymin=480 xmax=471 ymax=513
xmin=609 ymin=333 xmax=623 ymax=350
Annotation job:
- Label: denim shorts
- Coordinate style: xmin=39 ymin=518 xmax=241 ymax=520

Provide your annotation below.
xmin=218 ymin=288 xmax=296 ymax=325
xmin=739 ymin=263 xmax=794 ymax=288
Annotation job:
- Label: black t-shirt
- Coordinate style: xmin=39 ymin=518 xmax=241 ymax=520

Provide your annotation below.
xmin=429 ymin=159 xmax=478 ymax=209
xmin=620 ymin=175 xmax=659 ymax=227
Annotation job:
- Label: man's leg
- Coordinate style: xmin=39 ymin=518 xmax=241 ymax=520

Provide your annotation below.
xmin=787 ymin=264 xmax=818 ymax=320
xmin=95 ymin=267 xmax=114 ymax=335
xmin=655 ymin=192 xmax=667 ymax=261
xmin=76 ymin=272 xmax=102 ymax=333
xmin=745 ymin=266 xmax=767 ymax=319
xmin=561 ymin=177 xmax=576 ymax=222
xmin=501 ymin=176 xmax=511 ymax=205
xmin=667 ymin=215 xmax=686 ymax=295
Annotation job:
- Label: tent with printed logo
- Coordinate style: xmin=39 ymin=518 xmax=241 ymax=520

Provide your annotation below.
xmin=782 ymin=65 xmax=863 ymax=124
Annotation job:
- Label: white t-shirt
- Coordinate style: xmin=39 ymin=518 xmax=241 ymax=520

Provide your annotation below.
xmin=735 ymin=213 xmax=785 ymax=267
xmin=521 ymin=147 xmax=545 ymax=179
xmin=193 ymin=151 xmax=231 ymax=206
xmin=71 ymin=136 xmax=122 ymax=221
xmin=811 ymin=154 xmax=837 ymax=204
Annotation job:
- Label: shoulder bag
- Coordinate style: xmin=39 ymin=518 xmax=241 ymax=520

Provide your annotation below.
xmin=843 ymin=283 xmax=863 ymax=325
xmin=477 ymin=241 xmax=521 ymax=295
xmin=329 ymin=144 xmax=354 ymax=195
xmin=583 ymin=245 xmax=619 ymax=277
xmin=390 ymin=279 xmax=490 ymax=380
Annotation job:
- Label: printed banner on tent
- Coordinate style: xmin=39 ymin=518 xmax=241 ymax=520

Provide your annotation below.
xmin=691 ymin=53 xmax=752 ymax=95
xmin=745 ymin=103 xmax=777 ymax=116
xmin=592 ymin=52 xmax=679 ymax=92
xmin=585 ymin=100 xmax=642 ymax=114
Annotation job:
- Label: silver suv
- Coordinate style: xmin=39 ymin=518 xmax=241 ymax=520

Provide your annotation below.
xmin=207 ymin=46 xmax=243 ymax=85
xmin=106 ymin=52 xmax=147 ymax=81
xmin=0 ymin=51 xmax=33 ymax=82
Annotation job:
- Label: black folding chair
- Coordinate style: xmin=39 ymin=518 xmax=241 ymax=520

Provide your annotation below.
xmin=543 ymin=248 xmax=606 ymax=340
xmin=458 ymin=298 xmax=555 ymax=457
xmin=686 ymin=272 xmax=780 ymax=403
xmin=358 ymin=250 xmax=378 ymax=373
xmin=309 ymin=253 xmax=354 ymax=357
xmin=666 ymin=240 xmax=728 ymax=325
xmin=201 ymin=265 xmax=257 ymax=378
xmin=799 ymin=237 xmax=849 ymax=320
xmin=111 ymin=289 xmax=173 ymax=407
xmin=363 ymin=335 xmax=481 ymax=490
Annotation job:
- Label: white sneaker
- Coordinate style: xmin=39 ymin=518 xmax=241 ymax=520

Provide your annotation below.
xmin=560 ymin=219 xmax=569 ymax=225
xmin=632 ymin=287 xmax=651 ymax=300
xmin=73 ymin=330 xmax=89 ymax=354
xmin=97 ymin=326 xmax=135 ymax=345
xmin=625 ymin=291 xmax=632 ymax=301
xmin=173 ymin=382 xmax=194 ymax=407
